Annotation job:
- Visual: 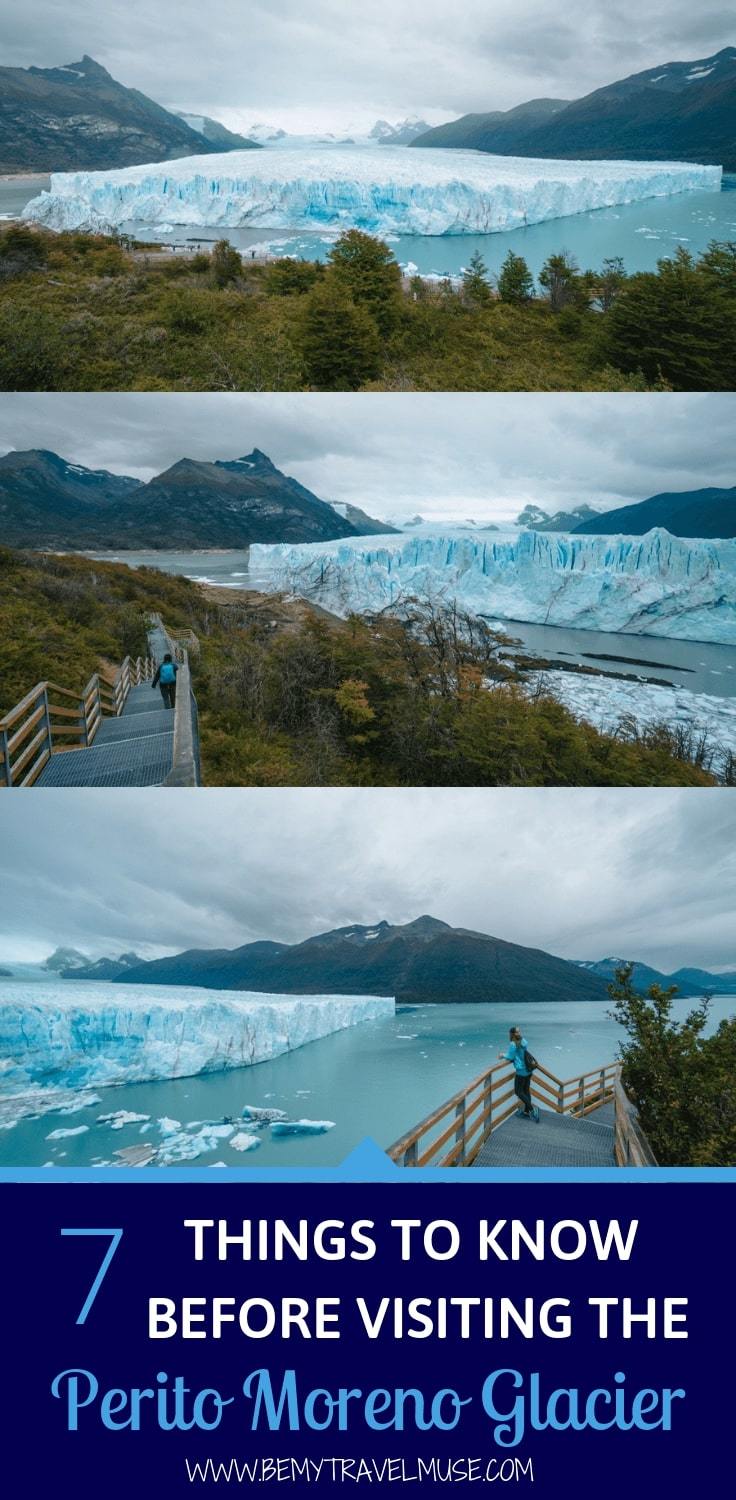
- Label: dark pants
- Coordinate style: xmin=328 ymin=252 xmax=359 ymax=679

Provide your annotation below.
xmin=159 ymin=682 xmax=176 ymax=710
xmin=514 ymin=1072 xmax=533 ymax=1115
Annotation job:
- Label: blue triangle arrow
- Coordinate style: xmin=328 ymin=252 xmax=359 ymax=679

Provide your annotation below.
xmin=338 ymin=1137 xmax=400 ymax=1178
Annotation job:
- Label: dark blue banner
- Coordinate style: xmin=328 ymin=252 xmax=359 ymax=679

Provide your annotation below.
xmin=1 ymin=1180 xmax=728 ymax=1496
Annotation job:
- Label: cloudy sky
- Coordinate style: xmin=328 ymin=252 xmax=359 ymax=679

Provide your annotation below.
xmin=1 ymin=392 xmax=733 ymax=523
xmin=1 ymin=1 xmax=733 ymax=132
xmin=0 ymin=789 xmax=734 ymax=973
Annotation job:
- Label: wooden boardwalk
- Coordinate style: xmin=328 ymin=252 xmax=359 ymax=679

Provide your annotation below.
xmin=389 ymin=1061 xmax=655 ymax=1169
xmin=36 ymin=679 xmax=176 ymax=787
xmin=474 ymin=1101 xmax=616 ymax=1168
xmin=1 ymin=619 xmax=199 ymax=789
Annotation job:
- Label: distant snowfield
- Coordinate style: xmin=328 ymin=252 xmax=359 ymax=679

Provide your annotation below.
xmin=250 ymin=528 xmax=736 ymax=645
xmin=23 ymin=145 xmax=722 ymax=235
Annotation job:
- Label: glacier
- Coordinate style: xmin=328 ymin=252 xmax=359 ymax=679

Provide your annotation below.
xmin=532 ymin=673 xmax=736 ymax=773
xmin=250 ymin=528 xmax=736 ymax=644
xmin=22 ymin=145 xmax=722 ymax=236
xmin=0 ymin=982 xmax=395 ymax=1119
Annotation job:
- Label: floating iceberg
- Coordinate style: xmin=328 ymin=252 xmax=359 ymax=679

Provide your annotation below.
xmin=250 ymin=528 xmax=736 ymax=644
xmin=98 ymin=1110 xmax=150 ymax=1130
xmin=270 ymin=1119 xmax=335 ymax=1136
xmin=157 ymin=1123 xmax=235 ymax=1166
xmin=242 ymin=1105 xmax=289 ymax=1123
xmin=23 ymin=145 xmax=721 ymax=236
xmin=0 ymin=984 xmax=395 ymax=1102
xmin=230 ymin=1132 xmax=262 ymax=1153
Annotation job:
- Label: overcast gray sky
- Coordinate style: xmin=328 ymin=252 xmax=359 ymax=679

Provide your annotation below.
xmin=1 ymin=393 xmax=733 ymax=523
xmin=1 ymin=1 xmax=733 ymax=132
xmin=0 ymin=789 xmax=734 ymax=973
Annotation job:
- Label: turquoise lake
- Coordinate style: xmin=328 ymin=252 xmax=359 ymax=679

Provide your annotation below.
xmin=0 ymin=984 xmax=732 ymax=1170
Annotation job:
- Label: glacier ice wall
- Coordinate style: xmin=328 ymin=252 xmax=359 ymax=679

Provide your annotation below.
xmin=0 ymin=983 xmax=394 ymax=1091
xmin=250 ymin=528 xmax=736 ymax=644
xmin=23 ymin=145 xmax=722 ymax=236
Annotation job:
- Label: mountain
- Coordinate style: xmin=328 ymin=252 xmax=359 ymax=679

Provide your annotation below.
xmin=370 ymin=117 xmax=433 ymax=145
xmin=0 ymin=449 xmax=142 ymax=545
xmin=245 ymin=122 xmax=289 ymax=145
xmin=412 ymin=49 xmax=736 ymax=170
xmin=328 ymin=501 xmax=399 ymax=535
xmin=44 ymin=946 xmax=88 ymax=972
xmin=0 ymin=446 xmax=362 ymax=548
xmin=115 ymin=914 xmax=611 ymax=1005
xmin=671 ymin=967 xmax=736 ymax=994
xmin=573 ymin=486 xmax=736 ymax=539
xmin=578 ymin=958 xmax=736 ymax=995
xmin=122 ymin=450 xmax=360 ymax=546
xmin=517 ymin=503 xmax=601 ymax=532
xmin=413 ymin=98 xmax=571 ymax=153
xmin=0 ymin=54 xmax=231 ymax=172
xmin=174 ymin=113 xmax=259 ymax=150
xmin=61 ymin=951 xmax=143 ymax=981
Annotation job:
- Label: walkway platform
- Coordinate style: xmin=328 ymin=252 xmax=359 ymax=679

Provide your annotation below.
xmin=473 ymin=1101 xmax=615 ymax=1168
xmin=36 ymin=683 xmax=174 ymax=787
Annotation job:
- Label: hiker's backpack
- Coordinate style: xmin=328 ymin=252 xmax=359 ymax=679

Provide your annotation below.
xmin=523 ymin=1049 xmax=538 ymax=1072
xmin=160 ymin=661 xmax=176 ymax=684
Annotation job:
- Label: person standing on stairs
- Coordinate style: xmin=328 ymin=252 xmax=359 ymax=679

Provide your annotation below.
xmin=499 ymin=1026 xmax=540 ymax=1122
xmin=152 ymin=653 xmax=178 ymax=710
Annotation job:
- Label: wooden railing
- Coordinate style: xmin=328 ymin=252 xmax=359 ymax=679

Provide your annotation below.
xmin=614 ymin=1076 xmax=658 ymax=1166
xmin=0 ymin=655 xmax=154 ymax=788
xmin=388 ymin=1058 xmax=620 ymax=1169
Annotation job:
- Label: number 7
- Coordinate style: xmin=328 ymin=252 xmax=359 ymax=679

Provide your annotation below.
xmin=60 ymin=1228 xmax=124 ymax=1325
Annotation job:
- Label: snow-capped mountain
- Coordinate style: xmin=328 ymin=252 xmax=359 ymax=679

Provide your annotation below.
xmin=370 ymin=116 xmax=432 ymax=145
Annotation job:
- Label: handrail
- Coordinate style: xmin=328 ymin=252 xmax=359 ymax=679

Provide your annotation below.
xmin=0 ymin=654 xmax=155 ymax=788
xmin=614 ymin=1077 xmax=658 ymax=1166
xmin=388 ymin=1057 xmax=621 ymax=1169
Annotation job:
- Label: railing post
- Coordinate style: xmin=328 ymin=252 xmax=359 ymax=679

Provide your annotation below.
xmin=577 ymin=1077 xmax=585 ymax=1115
xmin=41 ymin=686 xmax=54 ymax=762
xmin=455 ymin=1099 xmax=466 ymax=1166
xmin=1 ymin=726 xmax=12 ymax=787
xmin=404 ymin=1142 xmax=418 ymax=1168
xmin=557 ymin=1080 xmax=564 ymax=1114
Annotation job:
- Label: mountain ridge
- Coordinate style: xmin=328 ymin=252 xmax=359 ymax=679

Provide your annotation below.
xmin=111 ymin=915 xmax=612 ymax=1005
xmin=578 ymin=957 xmax=736 ymax=995
xmin=0 ymin=54 xmax=256 ymax=172
xmin=573 ymin=486 xmax=736 ymax=539
xmin=412 ymin=48 xmax=736 ymax=170
xmin=0 ymin=445 xmax=393 ymax=548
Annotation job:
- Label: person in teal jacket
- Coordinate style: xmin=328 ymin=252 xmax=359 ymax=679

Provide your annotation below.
xmin=499 ymin=1026 xmax=540 ymax=1122
xmin=152 ymin=653 xmax=178 ymax=710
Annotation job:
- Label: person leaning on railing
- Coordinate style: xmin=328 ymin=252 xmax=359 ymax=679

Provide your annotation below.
xmin=499 ymin=1026 xmax=540 ymax=1123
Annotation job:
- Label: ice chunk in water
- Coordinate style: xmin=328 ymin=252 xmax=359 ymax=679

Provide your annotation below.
xmin=230 ymin=1132 xmax=262 ymax=1153
xmin=242 ymin=1105 xmax=289 ymax=1123
xmin=270 ymin=1119 xmax=335 ymax=1136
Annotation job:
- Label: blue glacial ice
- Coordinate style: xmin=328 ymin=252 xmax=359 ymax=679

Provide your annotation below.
xmin=22 ymin=145 xmax=722 ymax=236
xmin=0 ymin=983 xmax=395 ymax=1122
xmin=250 ymin=527 xmax=736 ymax=645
